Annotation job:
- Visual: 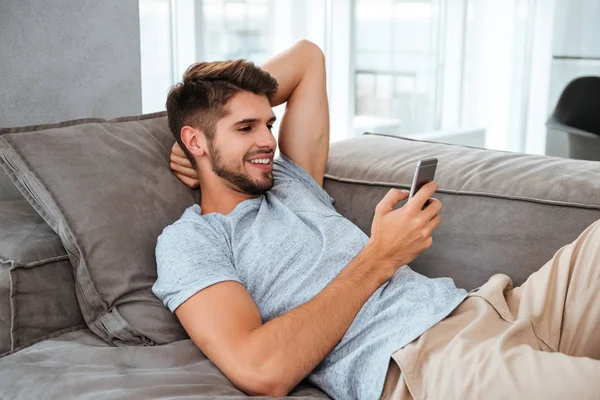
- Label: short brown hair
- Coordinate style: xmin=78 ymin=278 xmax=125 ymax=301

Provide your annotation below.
xmin=166 ymin=60 xmax=279 ymax=167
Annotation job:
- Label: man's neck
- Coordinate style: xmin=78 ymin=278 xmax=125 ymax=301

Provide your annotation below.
xmin=199 ymin=186 xmax=259 ymax=216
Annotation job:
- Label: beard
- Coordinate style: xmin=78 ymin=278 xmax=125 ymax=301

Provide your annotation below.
xmin=207 ymin=141 xmax=274 ymax=195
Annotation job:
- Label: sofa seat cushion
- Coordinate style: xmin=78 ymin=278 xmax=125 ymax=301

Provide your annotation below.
xmin=0 ymin=113 xmax=196 ymax=346
xmin=0 ymin=329 xmax=330 ymax=399
xmin=0 ymin=198 xmax=86 ymax=357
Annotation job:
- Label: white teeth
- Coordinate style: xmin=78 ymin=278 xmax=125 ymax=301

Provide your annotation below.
xmin=249 ymin=158 xmax=270 ymax=165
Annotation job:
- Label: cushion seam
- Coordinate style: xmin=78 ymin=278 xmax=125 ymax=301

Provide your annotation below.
xmin=0 ymin=112 xmax=167 ymax=134
xmin=8 ymin=270 xmax=15 ymax=350
xmin=323 ymin=174 xmax=600 ymax=210
xmin=108 ymin=111 xmax=166 ymax=123
xmin=0 ymin=118 xmax=106 ymax=134
xmin=362 ymin=132 xmax=515 ymax=154
xmin=1 ymin=255 xmax=70 ymax=269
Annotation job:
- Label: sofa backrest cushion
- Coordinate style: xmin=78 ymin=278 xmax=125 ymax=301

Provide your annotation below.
xmin=0 ymin=168 xmax=20 ymax=353
xmin=0 ymin=198 xmax=86 ymax=357
xmin=323 ymin=133 xmax=600 ymax=290
xmin=0 ymin=113 xmax=196 ymax=346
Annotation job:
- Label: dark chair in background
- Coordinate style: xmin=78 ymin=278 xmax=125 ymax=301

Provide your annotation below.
xmin=546 ymin=76 xmax=600 ymax=161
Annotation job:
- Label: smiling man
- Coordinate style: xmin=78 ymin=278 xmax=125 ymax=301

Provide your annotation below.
xmin=153 ymin=40 xmax=600 ymax=400
xmin=152 ymin=40 xmax=462 ymax=399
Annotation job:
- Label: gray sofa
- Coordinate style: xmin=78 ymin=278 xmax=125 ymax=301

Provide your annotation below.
xmin=0 ymin=113 xmax=599 ymax=399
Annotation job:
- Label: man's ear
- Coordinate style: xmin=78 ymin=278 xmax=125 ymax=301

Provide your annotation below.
xmin=180 ymin=126 xmax=207 ymax=158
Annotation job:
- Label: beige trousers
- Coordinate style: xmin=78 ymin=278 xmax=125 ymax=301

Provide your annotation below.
xmin=380 ymin=218 xmax=600 ymax=400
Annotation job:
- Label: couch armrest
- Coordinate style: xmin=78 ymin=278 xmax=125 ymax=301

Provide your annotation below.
xmin=323 ymin=133 xmax=600 ymax=290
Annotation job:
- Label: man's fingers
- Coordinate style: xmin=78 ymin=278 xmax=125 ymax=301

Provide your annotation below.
xmin=422 ymin=197 xmax=442 ymax=219
xmin=408 ymin=181 xmax=438 ymax=212
xmin=170 ymin=161 xmax=198 ymax=179
xmin=170 ymin=153 xmax=193 ymax=169
xmin=170 ymin=143 xmax=198 ymax=188
xmin=376 ymin=189 xmax=410 ymax=215
xmin=174 ymin=172 xmax=199 ymax=188
xmin=423 ymin=213 xmax=442 ymax=236
xmin=172 ymin=142 xmax=186 ymax=158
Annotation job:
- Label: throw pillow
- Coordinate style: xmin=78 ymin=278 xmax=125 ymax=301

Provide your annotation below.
xmin=0 ymin=113 xmax=196 ymax=346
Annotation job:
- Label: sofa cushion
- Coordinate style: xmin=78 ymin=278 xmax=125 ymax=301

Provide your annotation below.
xmin=0 ymin=113 xmax=196 ymax=346
xmin=0 ymin=198 xmax=86 ymax=357
xmin=323 ymin=133 xmax=600 ymax=290
xmin=0 ymin=166 xmax=22 ymax=202
xmin=0 ymin=168 xmax=16 ymax=354
xmin=0 ymin=329 xmax=330 ymax=399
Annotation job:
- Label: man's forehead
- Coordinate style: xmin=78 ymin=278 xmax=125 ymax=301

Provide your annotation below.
xmin=226 ymin=91 xmax=270 ymax=107
xmin=222 ymin=93 xmax=275 ymax=121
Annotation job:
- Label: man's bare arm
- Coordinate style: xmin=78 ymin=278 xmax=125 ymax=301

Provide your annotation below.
xmin=177 ymin=242 xmax=393 ymax=397
xmin=261 ymin=40 xmax=330 ymax=187
xmin=168 ymin=40 xmax=329 ymax=189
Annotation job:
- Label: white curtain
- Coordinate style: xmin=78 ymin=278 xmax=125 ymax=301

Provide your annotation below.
xmin=460 ymin=0 xmax=540 ymax=152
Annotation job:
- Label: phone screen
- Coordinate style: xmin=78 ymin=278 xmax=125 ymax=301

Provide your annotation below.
xmin=409 ymin=158 xmax=438 ymax=203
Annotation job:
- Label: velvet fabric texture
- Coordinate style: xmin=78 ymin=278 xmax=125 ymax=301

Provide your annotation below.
xmin=0 ymin=113 xmax=194 ymax=346
xmin=323 ymin=133 xmax=600 ymax=290
xmin=1 ymin=116 xmax=600 ymax=398
xmin=0 ymin=329 xmax=329 ymax=399
xmin=0 ymin=188 xmax=85 ymax=356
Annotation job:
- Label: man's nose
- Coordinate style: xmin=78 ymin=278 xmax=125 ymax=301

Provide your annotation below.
xmin=256 ymin=126 xmax=277 ymax=148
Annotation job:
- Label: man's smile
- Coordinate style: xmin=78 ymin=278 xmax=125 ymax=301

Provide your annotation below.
xmin=246 ymin=154 xmax=273 ymax=171
xmin=247 ymin=158 xmax=273 ymax=171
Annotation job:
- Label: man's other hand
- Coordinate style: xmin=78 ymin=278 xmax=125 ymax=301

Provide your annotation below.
xmin=170 ymin=142 xmax=199 ymax=189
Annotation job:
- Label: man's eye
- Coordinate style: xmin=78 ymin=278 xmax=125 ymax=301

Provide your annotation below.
xmin=267 ymin=125 xmax=274 ymax=130
xmin=238 ymin=126 xmax=252 ymax=132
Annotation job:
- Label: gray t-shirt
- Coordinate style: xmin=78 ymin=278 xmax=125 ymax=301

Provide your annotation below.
xmin=153 ymin=154 xmax=468 ymax=400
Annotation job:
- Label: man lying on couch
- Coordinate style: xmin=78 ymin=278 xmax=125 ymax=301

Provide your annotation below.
xmin=153 ymin=40 xmax=600 ymax=400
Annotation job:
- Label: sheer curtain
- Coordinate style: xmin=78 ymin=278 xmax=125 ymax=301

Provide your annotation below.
xmin=460 ymin=0 xmax=541 ymax=152
xmin=351 ymin=0 xmax=548 ymax=152
xmin=139 ymin=0 xmax=173 ymax=114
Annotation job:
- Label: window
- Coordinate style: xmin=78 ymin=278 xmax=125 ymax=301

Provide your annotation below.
xmin=354 ymin=0 xmax=443 ymax=136
xmin=139 ymin=0 xmax=553 ymax=153
xmin=139 ymin=0 xmax=327 ymax=138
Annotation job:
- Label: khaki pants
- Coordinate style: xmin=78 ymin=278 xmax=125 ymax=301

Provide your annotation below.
xmin=381 ymin=218 xmax=600 ymax=400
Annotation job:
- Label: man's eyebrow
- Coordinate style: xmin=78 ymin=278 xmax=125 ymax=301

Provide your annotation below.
xmin=231 ymin=115 xmax=277 ymax=127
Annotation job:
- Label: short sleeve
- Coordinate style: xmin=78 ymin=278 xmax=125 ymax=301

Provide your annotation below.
xmin=152 ymin=220 xmax=242 ymax=312
xmin=273 ymin=153 xmax=335 ymax=207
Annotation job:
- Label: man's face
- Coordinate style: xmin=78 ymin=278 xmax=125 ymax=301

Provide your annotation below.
xmin=206 ymin=91 xmax=277 ymax=195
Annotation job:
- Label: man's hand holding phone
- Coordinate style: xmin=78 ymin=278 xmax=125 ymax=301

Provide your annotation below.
xmin=366 ymin=181 xmax=442 ymax=280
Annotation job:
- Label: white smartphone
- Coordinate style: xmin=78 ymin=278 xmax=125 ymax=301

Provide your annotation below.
xmin=409 ymin=158 xmax=438 ymax=208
